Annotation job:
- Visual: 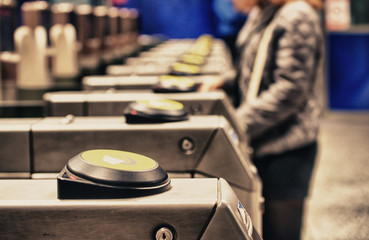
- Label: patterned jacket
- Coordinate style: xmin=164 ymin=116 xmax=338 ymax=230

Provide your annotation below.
xmin=234 ymin=1 xmax=324 ymax=157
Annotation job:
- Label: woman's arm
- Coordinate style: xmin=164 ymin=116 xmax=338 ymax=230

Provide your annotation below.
xmin=236 ymin=5 xmax=322 ymax=138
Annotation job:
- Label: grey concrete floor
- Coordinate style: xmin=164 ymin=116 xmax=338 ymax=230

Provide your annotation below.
xmin=302 ymin=111 xmax=369 ymax=240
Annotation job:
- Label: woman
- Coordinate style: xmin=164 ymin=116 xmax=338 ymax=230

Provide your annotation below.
xmin=200 ymin=0 xmax=324 ymax=239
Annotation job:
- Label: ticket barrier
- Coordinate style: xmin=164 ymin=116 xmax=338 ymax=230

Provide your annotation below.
xmin=82 ymin=75 xmax=220 ymax=91
xmin=0 ymin=114 xmax=263 ymax=233
xmin=0 ymin=100 xmax=45 ymax=118
xmin=123 ymin=55 xmax=229 ymax=74
xmin=135 ymin=38 xmax=231 ymax=66
xmin=106 ymin=61 xmax=226 ymax=77
xmin=105 ymin=37 xmax=232 ymax=77
xmin=43 ymin=90 xmax=246 ymax=142
xmin=125 ymin=52 xmax=231 ymax=75
xmin=0 ymin=177 xmax=261 ymax=239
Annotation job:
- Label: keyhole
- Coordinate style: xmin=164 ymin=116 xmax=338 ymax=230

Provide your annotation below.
xmin=155 ymin=227 xmax=174 ymax=240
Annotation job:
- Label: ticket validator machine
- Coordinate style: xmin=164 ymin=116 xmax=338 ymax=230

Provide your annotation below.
xmin=82 ymin=35 xmax=233 ymax=90
xmin=0 ymin=100 xmax=263 ymax=232
xmin=82 ymin=75 xmax=220 ymax=91
xmin=104 ymin=36 xmax=232 ymax=77
xmin=0 ymin=149 xmax=262 ymax=239
xmin=43 ymin=90 xmax=246 ymax=142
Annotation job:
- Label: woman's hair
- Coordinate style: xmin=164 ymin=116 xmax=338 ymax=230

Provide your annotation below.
xmin=269 ymin=0 xmax=323 ymax=9
xmin=303 ymin=0 xmax=323 ymax=9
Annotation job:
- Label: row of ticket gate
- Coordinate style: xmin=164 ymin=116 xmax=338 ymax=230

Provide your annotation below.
xmin=0 ymin=35 xmax=264 ymax=239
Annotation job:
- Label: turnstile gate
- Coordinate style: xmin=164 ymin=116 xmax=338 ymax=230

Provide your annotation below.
xmin=0 ymin=178 xmax=262 ymax=240
xmin=0 ymin=115 xmax=263 ymax=232
xmin=43 ymin=90 xmax=246 ymax=142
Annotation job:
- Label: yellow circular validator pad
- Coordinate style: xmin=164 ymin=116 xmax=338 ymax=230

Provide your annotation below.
xmin=181 ymin=54 xmax=205 ymax=65
xmin=159 ymin=75 xmax=195 ymax=88
xmin=81 ymin=149 xmax=158 ymax=172
xmin=137 ymin=99 xmax=184 ymax=111
xmin=172 ymin=62 xmax=200 ymax=74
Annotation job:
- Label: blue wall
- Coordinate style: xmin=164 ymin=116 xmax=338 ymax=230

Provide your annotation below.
xmin=11 ymin=0 xmax=246 ymax=42
xmin=327 ymin=32 xmax=369 ymax=110
xmin=123 ymin=0 xmax=217 ymax=38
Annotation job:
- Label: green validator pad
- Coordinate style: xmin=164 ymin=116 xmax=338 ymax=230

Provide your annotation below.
xmin=57 ymin=149 xmax=171 ymax=199
xmin=124 ymin=99 xmax=188 ymax=123
xmin=170 ymin=62 xmax=201 ymax=76
xmin=81 ymin=149 xmax=158 ymax=172
xmin=136 ymin=99 xmax=184 ymax=111
xmin=153 ymin=75 xmax=197 ymax=93
xmin=180 ymin=54 xmax=206 ymax=65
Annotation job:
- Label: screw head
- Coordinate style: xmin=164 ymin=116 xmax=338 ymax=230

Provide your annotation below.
xmin=180 ymin=137 xmax=195 ymax=155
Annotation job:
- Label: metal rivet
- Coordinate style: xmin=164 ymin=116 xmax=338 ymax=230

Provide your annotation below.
xmin=190 ymin=103 xmax=203 ymax=115
xmin=60 ymin=114 xmax=75 ymax=125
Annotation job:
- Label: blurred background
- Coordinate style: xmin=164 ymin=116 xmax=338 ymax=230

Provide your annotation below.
xmin=1 ymin=0 xmax=369 ymax=110
xmin=0 ymin=1 xmax=368 ymax=240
